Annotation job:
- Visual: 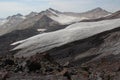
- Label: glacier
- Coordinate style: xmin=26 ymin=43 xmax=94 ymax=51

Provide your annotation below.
xmin=11 ymin=18 xmax=120 ymax=57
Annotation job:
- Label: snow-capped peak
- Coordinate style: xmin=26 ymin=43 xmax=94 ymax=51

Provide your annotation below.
xmin=87 ymin=7 xmax=109 ymax=13
xmin=26 ymin=12 xmax=38 ymax=18
xmin=44 ymin=8 xmax=87 ymax=25
xmin=7 ymin=13 xmax=25 ymax=20
xmin=47 ymin=8 xmax=60 ymax=14
xmin=48 ymin=12 xmax=88 ymax=25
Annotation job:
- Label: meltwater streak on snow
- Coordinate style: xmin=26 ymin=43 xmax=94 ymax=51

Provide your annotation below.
xmin=12 ymin=19 xmax=120 ymax=57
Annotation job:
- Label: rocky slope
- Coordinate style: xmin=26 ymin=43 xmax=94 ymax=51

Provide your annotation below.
xmin=25 ymin=12 xmax=38 ymax=18
xmin=0 ymin=15 xmax=67 ymax=55
xmin=0 ymin=14 xmax=26 ymax=36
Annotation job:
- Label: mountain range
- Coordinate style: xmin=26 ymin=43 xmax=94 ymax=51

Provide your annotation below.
xmin=0 ymin=7 xmax=111 ymax=55
xmin=0 ymin=7 xmax=111 ymax=36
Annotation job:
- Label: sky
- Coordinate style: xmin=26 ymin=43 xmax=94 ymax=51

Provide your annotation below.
xmin=0 ymin=0 xmax=120 ymax=18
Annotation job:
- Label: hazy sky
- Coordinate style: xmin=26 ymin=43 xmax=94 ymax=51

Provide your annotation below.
xmin=0 ymin=0 xmax=120 ymax=18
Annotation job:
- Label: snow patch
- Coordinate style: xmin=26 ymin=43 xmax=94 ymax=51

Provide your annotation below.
xmin=37 ymin=29 xmax=47 ymax=32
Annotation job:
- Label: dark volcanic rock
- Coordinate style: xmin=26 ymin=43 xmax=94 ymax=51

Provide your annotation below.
xmin=7 ymin=75 xmax=67 ymax=80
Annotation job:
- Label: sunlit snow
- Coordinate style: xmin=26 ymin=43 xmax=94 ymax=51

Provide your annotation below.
xmin=49 ymin=13 xmax=88 ymax=25
xmin=37 ymin=29 xmax=47 ymax=32
xmin=47 ymin=9 xmax=88 ymax=25
xmin=11 ymin=18 xmax=120 ymax=57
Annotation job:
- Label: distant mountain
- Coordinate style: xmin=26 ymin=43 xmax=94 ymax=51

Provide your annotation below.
xmin=0 ymin=13 xmax=26 ymax=36
xmin=64 ymin=7 xmax=111 ymax=19
xmin=46 ymin=8 xmax=111 ymax=24
xmin=7 ymin=13 xmax=24 ymax=20
xmin=0 ymin=8 xmax=75 ymax=36
xmin=46 ymin=8 xmax=87 ymax=24
xmin=81 ymin=10 xmax=120 ymax=22
xmin=0 ymin=8 xmax=111 ymax=36
xmin=13 ymin=10 xmax=66 ymax=32
xmin=104 ymin=10 xmax=120 ymax=19
xmin=26 ymin=12 xmax=38 ymax=18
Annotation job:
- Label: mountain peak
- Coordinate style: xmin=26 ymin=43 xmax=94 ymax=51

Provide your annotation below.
xmin=7 ymin=13 xmax=23 ymax=19
xmin=26 ymin=12 xmax=38 ymax=18
xmin=94 ymin=7 xmax=103 ymax=10
xmin=91 ymin=7 xmax=105 ymax=12
xmin=12 ymin=13 xmax=23 ymax=17
xmin=48 ymin=8 xmax=55 ymax=11
xmin=47 ymin=8 xmax=60 ymax=13
xmin=83 ymin=7 xmax=111 ymax=17
xmin=29 ymin=12 xmax=38 ymax=15
xmin=15 ymin=13 xmax=23 ymax=16
xmin=39 ymin=8 xmax=60 ymax=17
